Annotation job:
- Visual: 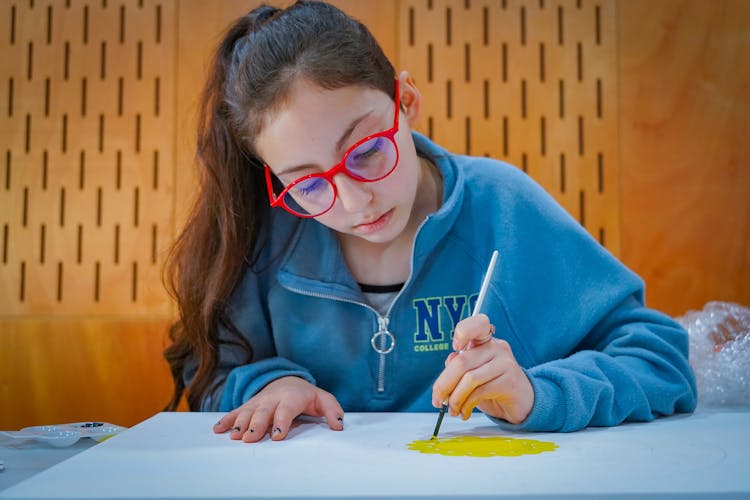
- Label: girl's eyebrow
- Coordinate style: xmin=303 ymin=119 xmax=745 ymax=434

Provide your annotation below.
xmin=275 ymin=110 xmax=373 ymax=177
xmin=335 ymin=111 xmax=372 ymax=153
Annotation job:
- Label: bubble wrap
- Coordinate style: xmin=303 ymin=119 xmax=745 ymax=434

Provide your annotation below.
xmin=675 ymin=301 xmax=750 ymax=407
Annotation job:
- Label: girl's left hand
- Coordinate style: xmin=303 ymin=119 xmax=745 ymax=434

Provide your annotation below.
xmin=431 ymin=314 xmax=535 ymax=424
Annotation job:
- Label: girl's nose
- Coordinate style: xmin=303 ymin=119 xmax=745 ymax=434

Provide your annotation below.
xmin=332 ymin=173 xmax=372 ymax=212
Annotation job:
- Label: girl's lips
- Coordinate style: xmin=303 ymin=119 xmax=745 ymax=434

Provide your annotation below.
xmin=354 ymin=209 xmax=393 ymax=234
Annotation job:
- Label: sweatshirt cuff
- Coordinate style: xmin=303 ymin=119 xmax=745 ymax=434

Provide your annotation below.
xmin=485 ymin=369 xmax=566 ymax=432
xmin=219 ymin=357 xmax=317 ymax=412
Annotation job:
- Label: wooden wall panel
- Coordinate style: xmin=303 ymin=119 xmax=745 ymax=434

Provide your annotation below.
xmin=399 ymin=0 xmax=621 ymax=253
xmin=0 ymin=0 xmax=177 ymax=430
xmin=0 ymin=319 xmax=174 ymax=428
xmin=0 ymin=0 xmax=175 ymax=317
xmin=617 ymin=0 xmax=750 ymax=316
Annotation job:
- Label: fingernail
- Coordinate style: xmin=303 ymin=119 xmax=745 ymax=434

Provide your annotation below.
xmin=214 ymin=420 xmax=222 ymax=426
xmin=249 ymin=428 xmax=255 ymax=433
xmin=337 ymin=416 xmax=344 ymax=423
xmin=232 ymin=426 xmax=241 ymax=432
xmin=272 ymin=427 xmax=282 ymax=435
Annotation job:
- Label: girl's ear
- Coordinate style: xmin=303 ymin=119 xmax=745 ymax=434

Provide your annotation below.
xmin=397 ymin=70 xmax=422 ymax=128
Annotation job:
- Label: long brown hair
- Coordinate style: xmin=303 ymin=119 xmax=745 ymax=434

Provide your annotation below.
xmin=163 ymin=1 xmax=396 ymax=410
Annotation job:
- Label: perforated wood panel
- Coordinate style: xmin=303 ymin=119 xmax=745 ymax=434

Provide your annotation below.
xmin=0 ymin=0 xmax=175 ymax=316
xmin=1 ymin=0 xmax=619 ymax=318
xmin=399 ymin=0 xmax=620 ymax=252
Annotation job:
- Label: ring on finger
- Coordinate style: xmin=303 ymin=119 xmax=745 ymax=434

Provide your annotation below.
xmin=475 ymin=324 xmax=496 ymax=344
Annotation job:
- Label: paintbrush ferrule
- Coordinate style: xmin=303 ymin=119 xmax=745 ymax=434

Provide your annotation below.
xmin=431 ymin=403 xmax=448 ymax=440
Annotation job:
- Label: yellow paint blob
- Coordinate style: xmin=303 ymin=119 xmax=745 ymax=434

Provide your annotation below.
xmin=407 ymin=435 xmax=558 ymax=457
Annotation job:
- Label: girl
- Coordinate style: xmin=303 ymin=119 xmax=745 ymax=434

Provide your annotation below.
xmin=164 ymin=1 xmax=696 ymax=443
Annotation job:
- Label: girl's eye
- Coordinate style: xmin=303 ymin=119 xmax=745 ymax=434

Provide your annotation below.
xmin=293 ymin=177 xmax=327 ymax=196
xmin=350 ymin=137 xmax=384 ymax=163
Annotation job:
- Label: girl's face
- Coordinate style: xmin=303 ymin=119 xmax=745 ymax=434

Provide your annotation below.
xmin=256 ymin=73 xmax=426 ymax=247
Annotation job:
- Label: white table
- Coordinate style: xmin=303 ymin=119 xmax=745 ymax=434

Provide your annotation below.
xmin=2 ymin=408 xmax=749 ymax=498
xmin=0 ymin=434 xmax=97 ymax=493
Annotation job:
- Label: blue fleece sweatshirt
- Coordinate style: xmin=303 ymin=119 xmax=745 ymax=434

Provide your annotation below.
xmin=189 ymin=132 xmax=697 ymax=432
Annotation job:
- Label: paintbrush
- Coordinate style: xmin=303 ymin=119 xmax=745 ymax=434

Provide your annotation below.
xmin=431 ymin=250 xmax=499 ymax=440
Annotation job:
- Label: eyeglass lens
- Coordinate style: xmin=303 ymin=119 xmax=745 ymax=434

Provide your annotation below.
xmin=282 ymin=135 xmax=398 ymax=216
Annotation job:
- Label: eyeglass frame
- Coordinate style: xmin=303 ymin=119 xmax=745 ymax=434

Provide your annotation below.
xmin=264 ymin=80 xmax=401 ymax=218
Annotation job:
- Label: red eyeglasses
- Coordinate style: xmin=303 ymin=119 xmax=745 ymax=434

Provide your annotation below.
xmin=265 ymin=81 xmax=401 ymax=218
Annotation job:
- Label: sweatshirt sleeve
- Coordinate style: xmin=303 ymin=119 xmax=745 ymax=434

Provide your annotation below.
xmin=185 ymin=318 xmax=318 ymax=413
xmin=479 ymin=164 xmax=697 ymax=431
xmin=183 ymin=245 xmax=317 ymax=412
xmin=493 ymin=295 xmax=697 ymax=432
xmin=217 ymin=358 xmax=317 ymax=412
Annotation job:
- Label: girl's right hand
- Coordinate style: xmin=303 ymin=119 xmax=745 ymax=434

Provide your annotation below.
xmin=212 ymin=376 xmax=345 ymax=442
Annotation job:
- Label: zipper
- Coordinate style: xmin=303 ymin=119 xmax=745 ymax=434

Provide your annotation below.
xmin=282 ymin=286 xmax=393 ymax=393
xmin=283 ymin=214 xmax=434 ymax=394
xmin=373 ymin=316 xmax=394 ymax=392
xmin=371 ymin=214 xmax=432 ymax=391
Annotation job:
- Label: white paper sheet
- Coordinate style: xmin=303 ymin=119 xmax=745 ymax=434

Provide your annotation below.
xmin=2 ymin=408 xmax=749 ymax=498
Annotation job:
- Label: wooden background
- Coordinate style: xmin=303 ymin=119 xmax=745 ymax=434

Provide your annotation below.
xmin=1 ymin=0 xmax=748 ymax=429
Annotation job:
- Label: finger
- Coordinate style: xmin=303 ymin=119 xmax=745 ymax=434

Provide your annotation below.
xmin=452 ymin=314 xmax=492 ymax=351
xmin=454 ymin=340 xmax=524 ymax=420
xmin=432 ymin=345 xmax=494 ymax=408
xmin=472 ymin=367 xmax=534 ymax=423
xmin=461 ymin=378 xmax=509 ymax=421
xmin=270 ymin=402 xmax=304 ymax=441
xmin=448 ymin=353 xmax=506 ymax=417
xmin=229 ymin=409 xmax=254 ymax=440
xmin=433 ymin=351 xmax=471 ymax=407
xmin=243 ymin=406 xmax=275 ymax=443
xmin=467 ymin=323 xmax=495 ymax=350
xmin=317 ymin=391 xmax=345 ymax=431
xmin=213 ymin=411 xmax=238 ymax=433
xmin=214 ymin=405 xmax=250 ymax=433
xmin=462 ymin=371 xmax=533 ymax=423
xmin=302 ymin=389 xmax=344 ymax=431
xmin=444 ymin=351 xmax=459 ymax=367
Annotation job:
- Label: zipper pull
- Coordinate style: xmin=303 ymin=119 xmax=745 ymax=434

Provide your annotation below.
xmin=371 ymin=316 xmax=395 ymax=354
